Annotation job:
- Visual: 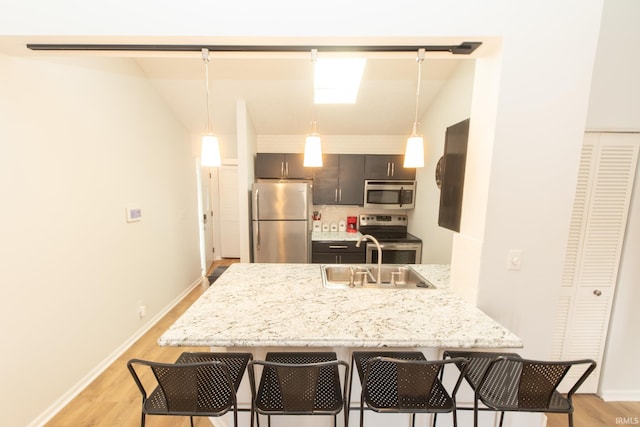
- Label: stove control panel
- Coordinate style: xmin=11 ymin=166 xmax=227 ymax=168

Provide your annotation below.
xmin=359 ymin=214 xmax=408 ymax=227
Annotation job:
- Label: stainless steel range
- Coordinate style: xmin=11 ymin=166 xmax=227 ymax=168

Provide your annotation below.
xmin=358 ymin=214 xmax=422 ymax=264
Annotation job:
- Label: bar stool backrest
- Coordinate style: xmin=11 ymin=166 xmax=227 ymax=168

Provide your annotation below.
xmin=478 ymin=356 xmax=596 ymax=411
xmin=519 ymin=362 xmax=571 ymax=409
xmin=150 ymin=361 xmax=235 ymax=412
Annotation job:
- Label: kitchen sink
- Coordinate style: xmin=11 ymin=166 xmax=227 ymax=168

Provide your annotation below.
xmin=321 ymin=264 xmax=435 ymax=289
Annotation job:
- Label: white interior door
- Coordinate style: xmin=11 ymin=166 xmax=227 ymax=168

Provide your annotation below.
xmin=552 ymin=132 xmax=639 ymax=393
xmin=202 ymin=167 xmax=217 ymax=269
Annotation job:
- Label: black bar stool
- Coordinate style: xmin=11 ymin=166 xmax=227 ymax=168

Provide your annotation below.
xmin=350 ymin=351 xmax=467 ymax=427
xmin=444 ymin=350 xmax=596 ymax=427
xmin=248 ymin=351 xmax=349 ymax=427
xmin=127 ymin=351 xmax=252 ymax=427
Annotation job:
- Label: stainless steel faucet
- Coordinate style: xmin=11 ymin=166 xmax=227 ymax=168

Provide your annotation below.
xmin=356 ymin=234 xmax=382 ymax=285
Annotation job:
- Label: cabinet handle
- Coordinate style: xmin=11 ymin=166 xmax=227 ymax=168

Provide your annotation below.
xmin=338 ymin=188 xmax=342 ymax=202
xmin=391 ymin=162 xmax=395 ymax=176
xmin=281 ymin=161 xmax=285 ymax=177
xmin=387 ymin=162 xmax=391 ymax=176
xmin=335 ymin=188 xmax=338 ymax=202
xmin=285 ymin=161 xmax=289 ymax=177
xmin=593 ymin=290 xmax=602 ymax=296
xmin=329 ymin=245 xmax=349 ymax=249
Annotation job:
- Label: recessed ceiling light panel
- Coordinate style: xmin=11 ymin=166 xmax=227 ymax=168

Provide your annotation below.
xmin=314 ymin=58 xmax=366 ymax=104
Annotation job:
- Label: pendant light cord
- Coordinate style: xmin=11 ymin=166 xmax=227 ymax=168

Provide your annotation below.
xmin=202 ymin=48 xmax=212 ymax=134
xmin=310 ymin=49 xmax=318 ymax=134
xmin=412 ymin=48 xmax=426 ymax=135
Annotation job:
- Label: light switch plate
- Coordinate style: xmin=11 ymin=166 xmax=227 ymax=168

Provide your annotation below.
xmin=126 ymin=207 xmax=143 ymax=222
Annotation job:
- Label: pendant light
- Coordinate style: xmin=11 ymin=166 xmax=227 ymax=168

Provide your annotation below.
xmin=201 ymin=48 xmax=221 ymax=167
xmin=304 ymin=49 xmax=323 ymax=167
xmin=404 ymin=49 xmax=426 ymax=168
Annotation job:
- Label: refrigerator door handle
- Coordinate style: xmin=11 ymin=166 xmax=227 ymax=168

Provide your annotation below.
xmin=254 ymin=189 xmax=260 ymax=249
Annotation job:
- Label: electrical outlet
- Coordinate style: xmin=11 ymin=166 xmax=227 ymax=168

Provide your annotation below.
xmin=138 ymin=301 xmax=147 ymax=318
xmin=507 ymin=249 xmax=523 ymax=270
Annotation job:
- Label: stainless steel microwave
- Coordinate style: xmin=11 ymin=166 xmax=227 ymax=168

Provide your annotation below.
xmin=363 ymin=180 xmax=416 ymax=209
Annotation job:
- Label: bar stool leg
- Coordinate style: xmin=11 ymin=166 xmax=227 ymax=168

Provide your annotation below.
xmin=473 ymin=393 xmax=479 ymax=427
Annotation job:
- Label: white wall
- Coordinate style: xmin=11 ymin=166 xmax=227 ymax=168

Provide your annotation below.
xmin=236 ymin=99 xmax=257 ymax=262
xmin=450 ymin=43 xmax=503 ymax=303
xmin=587 ymin=0 xmax=640 ymax=400
xmin=409 ymin=60 xmax=476 ymax=264
xmin=257 ymin=134 xmax=406 ymax=154
xmin=586 ymin=0 xmax=640 ymax=132
xmin=471 ymin=3 xmax=603 ymax=364
xmin=0 ymin=54 xmax=201 ymax=427
xmin=601 ymin=161 xmax=640 ymax=400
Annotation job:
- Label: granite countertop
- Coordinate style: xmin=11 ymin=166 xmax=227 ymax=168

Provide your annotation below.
xmin=312 ymin=230 xmax=363 ymax=241
xmin=158 ymin=263 xmax=522 ymax=349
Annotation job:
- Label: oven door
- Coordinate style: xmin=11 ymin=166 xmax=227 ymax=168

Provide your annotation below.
xmin=366 ymin=242 xmax=422 ymax=264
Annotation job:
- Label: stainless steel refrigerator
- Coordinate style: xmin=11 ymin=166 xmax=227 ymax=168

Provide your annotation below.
xmin=251 ymin=181 xmax=312 ymax=263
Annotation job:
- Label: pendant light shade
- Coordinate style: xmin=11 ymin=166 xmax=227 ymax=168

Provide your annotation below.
xmin=304 ymin=134 xmax=323 ymax=167
xmin=404 ymin=49 xmax=426 ymax=168
xmin=201 ymin=48 xmax=221 ymax=167
xmin=404 ymin=135 xmax=424 ymax=167
xmin=201 ymin=135 xmax=221 ymax=167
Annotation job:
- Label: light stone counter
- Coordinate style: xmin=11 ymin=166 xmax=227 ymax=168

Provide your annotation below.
xmin=159 ymin=263 xmax=522 ymax=349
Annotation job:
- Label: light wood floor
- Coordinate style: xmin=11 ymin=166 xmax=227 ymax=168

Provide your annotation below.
xmin=547 ymin=395 xmax=640 ymax=427
xmin=45 ymin=258 xmax=639 ymax=427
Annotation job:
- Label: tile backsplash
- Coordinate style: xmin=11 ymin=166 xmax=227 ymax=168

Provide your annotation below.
xmin=312 ymin=205 xmax=409 ymax=229
xmin=312 ymin=205 xmax=360 ymax=227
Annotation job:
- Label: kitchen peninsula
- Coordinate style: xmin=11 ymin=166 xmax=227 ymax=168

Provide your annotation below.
xmin=159 ymin=263 xmax=521 ymax=427
xmin=159 ymin=263 xmax=521 ymax=349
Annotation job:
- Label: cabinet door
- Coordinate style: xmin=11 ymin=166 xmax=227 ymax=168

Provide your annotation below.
xmin=364 ymin=154 xmax=415 ymax=179
xmin=311 ymin=251 xmax=366 ymax=264
xmin=340 ymin=252 xmax=366 ymax=263
xmin=387 ymin=154 xmax=416 ymax=179
xmin=311 ymin=252 xmax=341 ymax=264
xmin=312 ymin=154 xmax=340 ymax=204
xmin=255 ymin=153 xmax=285 ymax=178
xmin=364 ymin=155 xmax=392 ymax=179
xmin=338 ymin=154 xmax=365 ymax=205
xmin=255 ymin=153 xmax=313 ymax=179
xmin=284 ymin=153 xmax=314 ymax=179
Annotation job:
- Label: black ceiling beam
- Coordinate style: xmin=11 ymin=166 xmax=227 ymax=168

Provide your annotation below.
xmin=26 ymin=41 xmax=482 ymax=55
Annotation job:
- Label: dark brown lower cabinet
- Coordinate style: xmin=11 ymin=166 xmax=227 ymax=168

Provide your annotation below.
xmin=311 ymin=241 xmax=366 ymax=264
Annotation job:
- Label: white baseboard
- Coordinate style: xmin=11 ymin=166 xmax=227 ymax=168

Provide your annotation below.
xmin=28 ymin=277 xmax=205 ymax=427
xmin=600 ymin=390 xmax=640 ymax=401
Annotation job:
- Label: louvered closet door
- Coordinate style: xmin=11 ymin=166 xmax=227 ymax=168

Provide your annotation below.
xmin=552 ymin=132 xmax=639 ymax=393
